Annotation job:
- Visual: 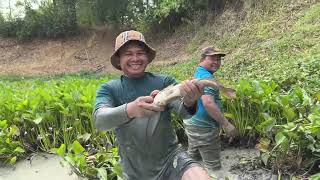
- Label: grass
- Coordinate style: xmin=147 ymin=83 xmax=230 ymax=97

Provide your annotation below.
xmin=150 ymin=1 xmax=319 ymax=94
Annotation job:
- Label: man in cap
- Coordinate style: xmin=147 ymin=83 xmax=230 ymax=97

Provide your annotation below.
xmin=93 ymin=30 xmax=211 ymax=180
xmin=184 ymin=46 xmax=237 ymax=171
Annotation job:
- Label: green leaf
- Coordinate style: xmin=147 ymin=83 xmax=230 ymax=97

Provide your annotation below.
xmin=97 ymin=167 xmax=108 ymax=180
xmin=256 ymin=115 xmax=274 ymax=133
xmin=8 ymin=125 xmax=20 ymax=137
xmin=283 ymin=107 xmax=296 ymax=121
xmin=33 ymin=117 xmax=43 ymax=124
xmin=224 ymin=113 xmax=234 ymax=119
xmin=71 ymin=140 xmax=85 ymax=155
xmin=0 ymin=148 xmax=7 ymax=154
xmin=64 ymin=156 xmax=76 ymax=167
xmin=112 ymin=163 xmax=123 ymax=177
xmin=275 ymin=132 xmax=287 ymax=146
xmin=310 ymin=172 xmax=320 ymax=180
xmin=261 ymin=153 xmax=270 ymax=166
xmin=77 ymin=133 xmax=91 ymax=142
xmin=315 ymin=92 xmax=320 ymax=101
xmin=77 ymin=103 xmax=91 ymax=108
xmin=13 ymin=147 xmax=25 ymax=153
xmin=52 ymin=144 xmax=66 ymax=157
xmin=0 ymin=120 xmax=8 ymax=129
xmin=10 ymin=156 xmax=17 ymax=164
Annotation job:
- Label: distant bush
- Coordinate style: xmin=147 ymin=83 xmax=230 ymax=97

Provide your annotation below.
xmin=0 ymin=1 xmax=77 ymax=40
xmin=0 ymin=0 xmax=309 ymax=39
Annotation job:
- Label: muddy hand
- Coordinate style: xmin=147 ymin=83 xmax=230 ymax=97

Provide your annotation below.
xmin=126 ymin=94 xmax=164 ymax=118
xmin=223 ymin=122 xmax=237 ymax=143
xmin=179 ymin=79 xmax=204 ymax=107
xmin=221 ymin=87 xmax=237 ymax=99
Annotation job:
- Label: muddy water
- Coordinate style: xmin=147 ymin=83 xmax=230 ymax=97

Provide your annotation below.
xmin=0 ymin=148 xmax=276 ymax=180
xmin=0 ymin=154 xmax=85 ymax=180
xmin=210 ymin=147 xmax=277 ymax=180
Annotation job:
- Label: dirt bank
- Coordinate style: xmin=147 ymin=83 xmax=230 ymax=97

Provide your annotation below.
xmin=0 ymin=28 xmax=115 ymax=76
xmin=0 ymin=28 xmax=192 ymax=76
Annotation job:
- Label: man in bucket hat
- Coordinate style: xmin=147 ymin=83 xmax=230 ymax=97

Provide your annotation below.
xmin=184 ymin=46 xmax=237 ymax=172
xmin=93 ymin=30 xmax=211 ymax=180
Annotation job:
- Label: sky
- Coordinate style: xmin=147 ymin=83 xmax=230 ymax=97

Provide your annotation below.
xmin=0 ymin=0 xmax=41 ymax=18
xmin=0 ymin=0 xmax=23 ymax=17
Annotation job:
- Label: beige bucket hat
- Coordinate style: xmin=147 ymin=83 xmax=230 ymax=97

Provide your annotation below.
xmin=110 ymin=30 xmax=156 ymax=70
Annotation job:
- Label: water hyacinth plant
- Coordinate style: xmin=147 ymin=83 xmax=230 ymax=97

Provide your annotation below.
xmin=1 ymin=75 xmax=319 ymax=178
xmin=0 ymin=76 xmax=123 ymax=179
xmin=223 ymin=79 xmax=320 ymax=175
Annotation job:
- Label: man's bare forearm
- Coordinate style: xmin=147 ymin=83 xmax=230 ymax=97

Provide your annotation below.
xmin=205 ymin=103 xmax=229 ymax=126
xmin=202 ymin=95 xmax=229 ymax=127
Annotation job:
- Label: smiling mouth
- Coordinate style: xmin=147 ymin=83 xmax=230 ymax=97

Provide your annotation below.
xmin=130 ymin=64 xmax=142 ymax=70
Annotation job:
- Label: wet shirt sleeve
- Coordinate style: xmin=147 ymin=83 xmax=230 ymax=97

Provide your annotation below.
xmin=94 ymin=83 xmax=115 ymax=111
xmin=93 ymin=83 xmax=131 ymax=131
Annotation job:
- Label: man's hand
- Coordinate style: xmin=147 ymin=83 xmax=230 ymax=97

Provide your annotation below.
xmin=126 ymin=91 xmax=163 ymax=118
xmin=180 ymin=79 xmax=204 ymax=107
xmin=222 ymin=122 xmax=237 ymax=143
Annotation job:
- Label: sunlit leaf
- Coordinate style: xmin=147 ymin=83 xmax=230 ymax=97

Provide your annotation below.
xmin=283 ymin=107 xmax=296 ymax=121
xmin=309 ymin=172 xmax=320 ymax=180
xmin=13 ymin=147 xmax=25 ymax=153
xmin=71 ymin=140 xmax=85 ymax=155
xmin=77 ymin=103 xmax=91 ymax=108
xmin=315 ymin=92 xmax=320 ymax=101
xmin=53 ymin=144 xmax=66 ymax=157
xmin=0 ymin=120 xmax=8 ymax=129
xmin=275 ymin=132 xmax=287 ymax=146
xmin=224 ymin=113 xmax=234 ymax=119
xmin=9 ymin=156 xmax=17 ymax=164
xmin=33 ymin=117 xmax=43 ymax=124
xmin=8 ymin=125 xmax=20 ymax=137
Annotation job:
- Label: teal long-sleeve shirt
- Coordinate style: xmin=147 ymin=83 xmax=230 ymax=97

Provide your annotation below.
xmin=93 ymin=72 xmax=195 ymax=180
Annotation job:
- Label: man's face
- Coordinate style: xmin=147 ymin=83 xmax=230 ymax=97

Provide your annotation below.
xmin=119 ymin=43 xmax=149 ymax=78
xmin=202 ymin=55 xmax=222 ymax=73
